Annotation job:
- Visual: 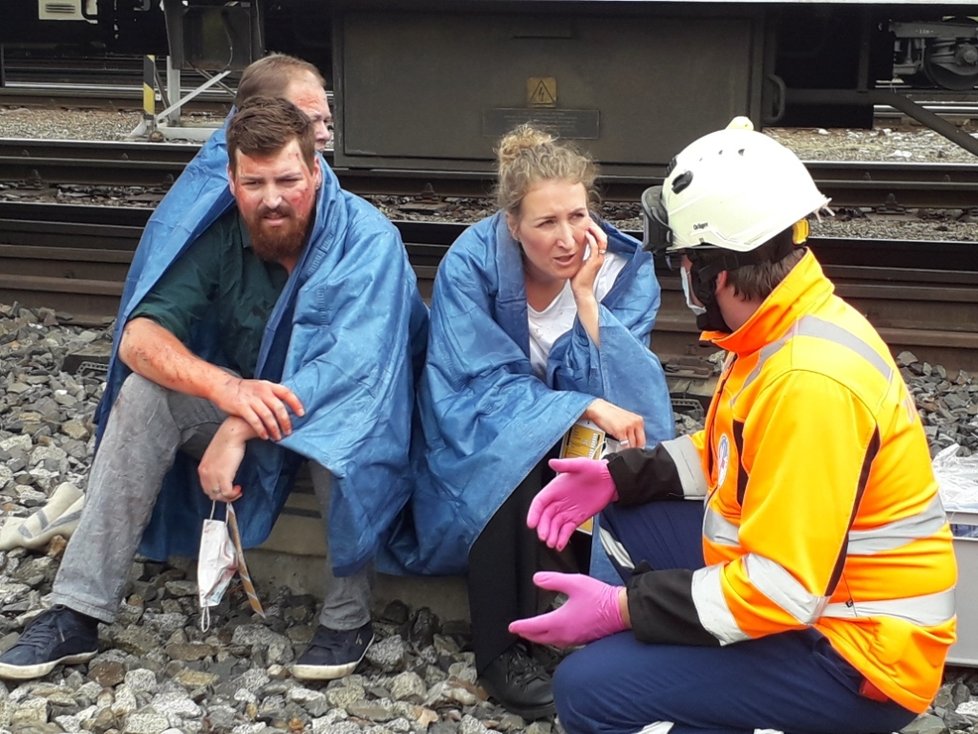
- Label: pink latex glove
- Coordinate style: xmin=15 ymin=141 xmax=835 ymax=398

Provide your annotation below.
xmin=527 ymin=457 xmax=618 ymax=551
xmin=508 ymin=572 xmax=627 ymax=647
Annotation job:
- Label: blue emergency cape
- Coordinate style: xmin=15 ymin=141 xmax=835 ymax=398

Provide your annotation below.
xmin=382 ymin=213 xmax=674 ymax=574
xmin=97 ymin=127 xmax=428 ymax=575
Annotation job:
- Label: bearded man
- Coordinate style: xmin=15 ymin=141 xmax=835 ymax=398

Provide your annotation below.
xmin=0 ymin=97 xmax=427 ymax=683
xmin=0 ymin=54 xmax=331 ymax=555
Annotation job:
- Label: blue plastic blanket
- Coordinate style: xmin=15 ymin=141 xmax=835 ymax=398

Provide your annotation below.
xmin=383 ymin=212 xmax=674 ymax=574
xmin=97 ymin=127 xmax=428 ymax=575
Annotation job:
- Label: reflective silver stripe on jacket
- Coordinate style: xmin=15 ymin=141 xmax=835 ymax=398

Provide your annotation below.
xmin=796 ymin=316 xmax=893 ymax=382
xmin=728 ymin=335 xmax=790 ymax=407
xmin=847 ymin=494 xmax=948 ymax=555
xmin=704 ymin=494 xmax=948 ymax=554
xmin=599 ymin=525 xmax=635 ymax=571
xmin=703 ymin=505 xmax=739 ymax=547
xmin=690 ymin=564 xmax=748 ymax=645
xmin=745 ymin=553 xmax=829 ymax=625
xmin=696 ymin=551 xmax=954 ymax=633
xmin=635 ymin=722 xmax=675 ymax=734
xmin=823 ymin=588 xmax=956 ymax=627
xmin=728 ymin=315 xmax=893 ymax=407
xmin=661 ymin=435 xmax=708 ymax=499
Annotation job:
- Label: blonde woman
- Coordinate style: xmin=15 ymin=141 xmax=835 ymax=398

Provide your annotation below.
xmin=387 ymin=125 xmax=674 ymax=719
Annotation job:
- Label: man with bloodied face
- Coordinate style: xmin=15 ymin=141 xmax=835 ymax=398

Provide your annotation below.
xmin=0 ymin=98 xmax=426 ymax=683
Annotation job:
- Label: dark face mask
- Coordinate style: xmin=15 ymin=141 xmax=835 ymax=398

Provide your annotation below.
xmin=687 ymin=258 xmax=733 ymax=333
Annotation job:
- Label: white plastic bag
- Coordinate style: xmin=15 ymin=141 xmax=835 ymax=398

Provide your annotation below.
xmin=933 ymin=444 xmax=978 ymax=513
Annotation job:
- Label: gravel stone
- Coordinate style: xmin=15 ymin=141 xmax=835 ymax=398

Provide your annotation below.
xmin=390 ymin=671 xmax=427 ymax=703
xmin=110 ymin=685 xmax=138 ymax=717
xmin=150 ymin=690 xmax=201 ymax=720
xmin=122 ymin=711 xmax=170 ymax=734
xmin=346 ymin=699 xmax=397 ymax=722
xmin=109 ymin=628 xmax=161 ymax=658
xmin=10 ymin=697 xmax=47 ymax=727
xmin=312 ymin=721 xmax=361 ymax=734
xmin=459 ymin=714 xmax=491 ymax=734
xmin=123 ymin=668 xmax=157 ymax=694
xmin=326 ymin=681 xmax=367 ymax=711
xmin=901 ymin=713 xmax=949 ymax=734
xmin=365 ymin=634 xmax=408 ymax=673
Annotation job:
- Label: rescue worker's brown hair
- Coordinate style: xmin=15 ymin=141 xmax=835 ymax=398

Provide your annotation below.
xmin=234 ymin=53 xmax=325 ymax=108
xmin=226 ymin=97 xmax=316 ymax=174
xmin=723 ymin=229 xmax=806 ymax=301
xmin=495 ymin=124 xmax=599 ymax=217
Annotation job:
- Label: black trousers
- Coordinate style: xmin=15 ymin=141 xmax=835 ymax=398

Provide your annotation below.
xmin=467 ymin=453 xmax=589 ymax=672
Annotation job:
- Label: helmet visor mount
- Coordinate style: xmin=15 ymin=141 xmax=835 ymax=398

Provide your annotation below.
xmin=641 ymin=186 xmax=673 ymax=261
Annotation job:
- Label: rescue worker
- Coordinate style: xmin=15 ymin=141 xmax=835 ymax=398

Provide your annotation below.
xmin=508 ymin=118 xmax=957 ymax=734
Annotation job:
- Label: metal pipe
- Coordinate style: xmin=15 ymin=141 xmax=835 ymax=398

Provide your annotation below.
xmin=785 ymin=88 xmax=978 ymax=157
xmin=870 ymin=90 xmax=978 ymax=157
xmin=142 ymin=55 xmax=157 ymax=137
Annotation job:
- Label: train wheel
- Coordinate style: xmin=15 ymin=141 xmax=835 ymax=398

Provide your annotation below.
xmin=923 ymin=19 xmax=978 ymax=91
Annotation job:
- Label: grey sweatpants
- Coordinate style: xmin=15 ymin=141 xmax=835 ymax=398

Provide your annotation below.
xmin=50 ymin=373 xmax=371 ymax=630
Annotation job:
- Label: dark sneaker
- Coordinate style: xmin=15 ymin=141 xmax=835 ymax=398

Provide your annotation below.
xmin=291 ymin=621 xmax=374 ymax=681
xmin=0 ymin=605 xmax=99 ymax=680
xmin=480 ymin=642 xmax=555 ymax=720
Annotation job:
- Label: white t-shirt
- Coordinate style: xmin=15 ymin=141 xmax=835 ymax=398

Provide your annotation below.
xmin=527 ymin=252 xmax=628 ymax=379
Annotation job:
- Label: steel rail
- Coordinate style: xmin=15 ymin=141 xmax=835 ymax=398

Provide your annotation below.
xmin=0 ymin=58 xmax=234 ymax=111
xmin=1 ymin=138 xmax=976 ymax=209
xmin=0 ymin=85 xmax=233 ymax=114
xmin=0 ymin=201 xmax=975 ymax=369
xmin=2 ymin=201 xmax=976 ymax=266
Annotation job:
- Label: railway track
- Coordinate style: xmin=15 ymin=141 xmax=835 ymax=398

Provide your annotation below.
xmin=1 ymin=55 xmax=189 ymax=85
xmin=0 ymin=56 xmax=235 ymax=112
xmin=1 ymin=138 xmax=976 ymax=210
xmin=1 ymin=201 xmax=975 ymax=371
xmin=0 ymin=83 xmax=232 ymax=115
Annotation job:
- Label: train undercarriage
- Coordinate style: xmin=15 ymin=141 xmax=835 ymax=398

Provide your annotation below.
xmin=2 ymin=1 xmax=976 ymax=170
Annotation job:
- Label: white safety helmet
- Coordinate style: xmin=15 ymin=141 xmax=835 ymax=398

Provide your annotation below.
xmin=643 ymin=117 xmax=830 ymax=256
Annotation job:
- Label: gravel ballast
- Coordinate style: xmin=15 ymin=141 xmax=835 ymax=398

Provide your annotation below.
xmin=1 ymin=304 xmax=978 ymax=733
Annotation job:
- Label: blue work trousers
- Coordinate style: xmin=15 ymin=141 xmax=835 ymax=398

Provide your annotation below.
xmin=553 ymin=500 xmax=918 ymax=734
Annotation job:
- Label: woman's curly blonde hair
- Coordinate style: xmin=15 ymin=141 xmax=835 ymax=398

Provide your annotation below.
xmin=494 ymin=124 xmax=599 ymax=217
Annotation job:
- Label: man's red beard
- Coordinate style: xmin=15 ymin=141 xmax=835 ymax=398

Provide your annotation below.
xmin=246 ymin=203 xmax=312 ymax=262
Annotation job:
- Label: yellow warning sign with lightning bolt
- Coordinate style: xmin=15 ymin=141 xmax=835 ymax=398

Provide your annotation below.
xmin=527 ymin=77 xmax=557 ymax=108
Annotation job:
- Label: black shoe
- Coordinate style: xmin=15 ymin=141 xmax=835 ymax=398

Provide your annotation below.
xmin=0 ymin=605 xmax=99 ymax=680
xmin=291 ymin=621 xmax=374 ymax=681
xmin=480 ymin=642 xmax=556 ymax=720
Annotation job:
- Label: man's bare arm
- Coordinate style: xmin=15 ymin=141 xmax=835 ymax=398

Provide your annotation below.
xmin=119 ymin=317 xmax=304 ymax=440
xmin=120 ymin=317 xmax=236 ymax=401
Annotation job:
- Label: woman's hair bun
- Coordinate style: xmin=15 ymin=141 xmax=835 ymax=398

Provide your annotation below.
xmin=496 ymin=124 xmax=555 ymax=167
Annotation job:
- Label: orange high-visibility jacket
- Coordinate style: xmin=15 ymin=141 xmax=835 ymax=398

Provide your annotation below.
xmin=608 ymin=250 xmax=956 ymax=713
